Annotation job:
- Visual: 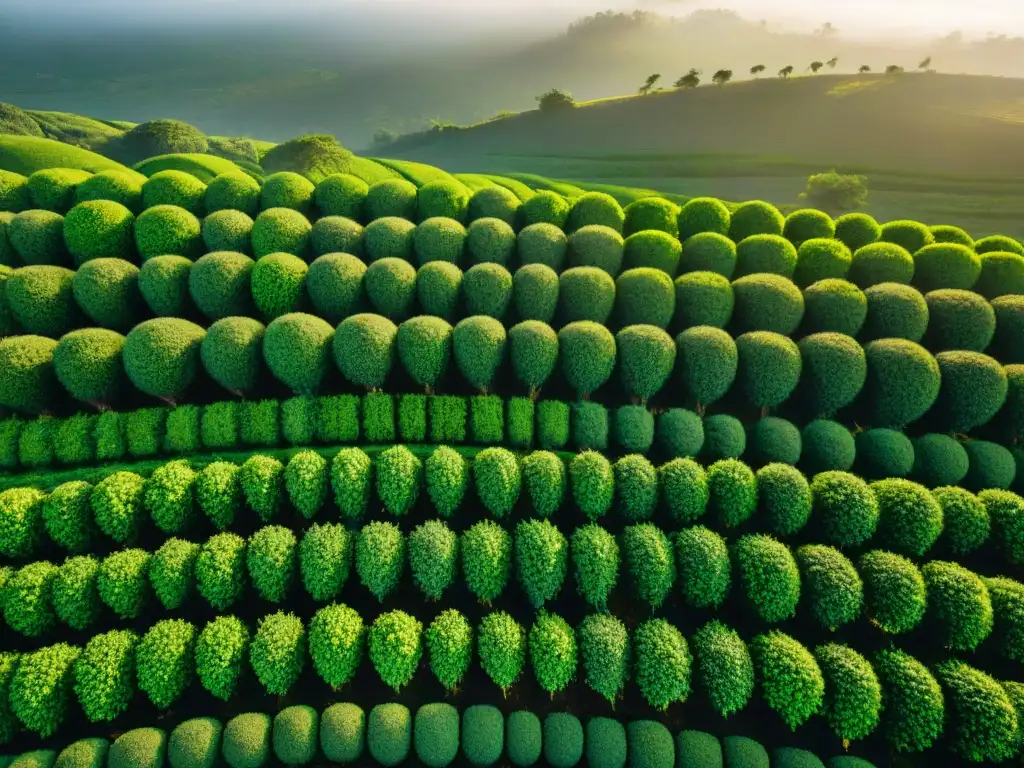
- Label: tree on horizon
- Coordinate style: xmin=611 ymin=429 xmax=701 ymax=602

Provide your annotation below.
xmin=750 ymin=64 xmax=766 ymax=77
xmin=639 ymin=73 xmax=662 ymax=95
xmin=712 ymin=69 xmax=733 ymax=86
xmin=809 ymin=61 xmax=825 ymax=74
xmin=826 ymin=57 xmax=839 ymax=69
xmin=674 ymin=69 xmax=701 ymax=89
xmin=778 ymin=65 xmax=795 ymax=78
xmin=859 ymin=65 xmax=872 ymax=73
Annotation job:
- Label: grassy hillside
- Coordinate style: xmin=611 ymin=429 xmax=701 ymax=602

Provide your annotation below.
xmin=387 ymin=73 xmax=1024 ymax=237
xmin=0 ymin=133 xmax=141 ymax=175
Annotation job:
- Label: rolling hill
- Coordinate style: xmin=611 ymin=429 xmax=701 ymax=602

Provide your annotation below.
xmin=386 ymin=73 xmax=1024 ymax=237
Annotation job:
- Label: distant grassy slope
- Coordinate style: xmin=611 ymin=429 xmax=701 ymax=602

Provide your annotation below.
xmin=389 ymin=73 xmax=1024 ymax=237
xmin=26 ymin=109 xmax=124 ymax=147
xmin=134 ymin=153 xmax=254 ymax=182
xmin=0 ymin=134 xmax=141 ymax=176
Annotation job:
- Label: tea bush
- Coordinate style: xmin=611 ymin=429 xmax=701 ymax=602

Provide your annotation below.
xmin=196 ymin=532 xmax=246 ymax=610
xmin=7 ymin=265 xmax=81 ymax=337
xmin=143 ymin=171 xmax=205 ymax=215
xmin=559 ymin=266 xmax=615 ymax=324
xmin=570 ymin=523 xmax=619 ymax=610
xmin=10 ymin=210 xmax=70 ymax=267
xmin=634 ymin=619 xmax=691 ymax=711
xmin=578 ymin=613 xmax=629 ymax=705
xmin=733 ymin=535 xmax=801 ymax=623
xmin=206 ymin=173 xmax=260 ymax=217
xmin=623 ymin=230 xmax=682 ymax=275
xmin=615 ymin=268 xmax=675 ymax=328
xmin=921 ymin=560 xmax=993 ymax=651
xmin=250 ymin=612 xmax=306 ymax=696
xmin=674 ymin=525 xmax=730 ymax=609
xmin=678 ymin=197 xmax=730 ymax=240
xmin=673 ymin=271 xmax=734 ymax=329
xmin=63 ymin=200 xmax=135 ymax=265
xmin=308 ymin=603 xmax=363 ymax=691
xmin=369 ymin=611 xmax=422 ymax=693
xmin=194 ymin=615 xmax=249 ymax=701
xmin=691 ymin=621 xmax=754 ymax=718
xmin=515 ymin=519 xmax=567 ymax=608
xmin=528 ymin=612 xmax=577 ymax=695
xmin=858 ymin=550 xmax=926 ymax=634
xmin=750 ymin=631 xmax=823 ymax=730
xmin=623 ymin=523 xmax=675 ymax=609
xmin=136 ymin=619 xmax=196 ymax=709
xmin=734 ymin=234 xmax=798 ymax=279
xmin=462 ymin=520 xmax=512 ymax=604
xmin=73 ymin=629 xmax=137 ymax=723
xmin=135 ymin=205 xmax=202 ymax=261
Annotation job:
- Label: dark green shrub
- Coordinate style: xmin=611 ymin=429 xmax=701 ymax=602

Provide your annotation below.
xmin=624 ymin=196 xmax=679 ymax=236
xmin=934 ymin=660 xmax=1018 ymax=763
xmin=397 ymin=316 xmax=453 ymax=390
xmin=363 ymin=216 xmax=415 ymax=262
xmin=861 ymin=282 xmax=928 ymax=342
xmin=76 ymin=168 xmax=144 ymax=211
xmin=246 ymin=525 xmax=297 ymax=602
xmin=422 ymin=446 xmax=466 ymax=518
xmin=507 ymin=397 xmax=533 ymax=448
xmin=453 ymin=316 xmax=506 ymax=393
xmin=411 ymin=704 xmax=458 ymax=768
xmin=859 ymin=550 xmax=926 ymax=634
xmin=463 ymin=706 xmax=505 ymax=767
xmin=355 ymin=520 xmax=405 ymax=600
xmin=364 ymin=257 xmax=415 ymax=320
xmin=680 ymin=232 xmax=736 ymax=278
xmin=195 ymin=615 xmax=249 ymax=701
xmin=798 ymin=333 xmax=866 ymax=417
xmin=750 ymin=631 xmax=823 ymax=730
xmin=316 ymin=173 xmax=368 ymax=219
xmin=188 ymin=251 xmax=254 ymax=320
xmin=848 ymin=243 xmax=914 ymax=288
xmin=329 ymin=314 xmax=396 ymax=391
xmin=674 ymin=525 xmax=730 ymax=608
xmin=241 ymin=397 xmax=281 ymax=445
xmin=567 ymin=191 xmax=624 ymax=233
xmin=855 ymin=428 xmax=914 ymax=479
xmin=250 ymin=611 xmax=306 ymax=695
xmin=626 ymin=721 xmax=674 ymax=768
xmin=877 ymin=219 xmax=933 ymax=253
xmin=107 ymin=728 xmax=168 ymax=768
xmin=72 ymin=629 xmax=137 ymax=723
xmin=873 ymin=649 xmax=943 ymax=753
xmin=812 ymin=471 xmax=878 ymax=547
xmin=375 ymin=444 xmax=421 ymax=516
xmin=871 ymin=478 xmax=942 ymax=556
xmin=42 ymin=481 xmax=94 ymax=553
xmin=656 ymin=410 xmax=704 ymax=460
xmin=913 ymin=243 xmax=980 ymax=292
xmin=263 ymin=312 xmax=333 ymax=394
xmin=585 ymin=718 xmax=626 ymax=768
xmin=734 ymin=234 xmax=798 ymax=279
xmin=992 ymin=298 xmax=1024 ymax=369
xmin=734 ymin=331 xmax=801 ymax=408
xmin=62 ymin=200 xmax=136 ymax=265
xmin=733 ymin=534 xmax=800 ymax=623
xmin=517 ymin=225 xmax=566 ymax=276
xmin=368 ymin=611 xmax=422 ymax=693
xmin=543 ymin=714 xmax=583 ymax=768
xmin=521 ymin=190 xmax=569 ymax=229
xmin=251 ymin=208 xmax=311 ymax=259
xmin=612 ymin=454 xmax=655 ymax=520
xmin=406 ymin=519 xmax=456 ymax=599
xmin=164 ymin=405 xmax=200 ymax=454
xmin=222 ymin=713 xmax=272 ymax=768
xmin=143 ymin=170 xmax=205 ymax=214
xmin=137 ymin=255 xmax=192 ymax=317
xmin=200 ymin=402 xmax=238 ymax=450
xmin=578 ymin=613 xmax=629 ymax=705
xmin=498 ymin=323 xmax=555 ymax=397
xmin=757 ymin=462 xmax=812 ymax=535
xmin=145 ymin=459 xmax=196 ymax=534
xmin=537 ymin=399 xmax=569 ymax=449
xmin=320 ymin=703 xmax=364 ymax=764
xmin=623 ymin=230 xmax=682 ymax=276
xmin=150 ymin=538 xmax=199 ymax=610
xmin=462 ymin=520 xmax=512 ymax=604
xmin=964 ymin=441 xmax=1017 ymax=491
xmin=720 ymin=737 xmax=764 ymax=768
xmin=976 ymin=251 xmax=1024 ymax=299
xmin=980 ymin=489 xmax=1024 ymax=563
xmin=97 ymin=548 xmax=151 ymax=619
xmin=196 ymin=532 xmax=246 ymax=610
xmin=559 ymin=320 xmax=616 ymax=397
xmin=5 ymin=561 xmax=57 ymax=636
xmin=466 ymin=218 xmax=516 ymax=266
xmin=515 ymin=518 xmax=567 ymax=608
xmin=271 ymin=706 xmax=318 ymax=766
xmin=7 ymin=265 xmax=81 ymax=337
xmin=168 ymin=719 xmax=221 ymax=768
xmin=677 ymin=197 xmax=730 ymax=240
xmin=567 ymin=225 xmax=625 ymax=275
xmin=0 ymin=336 xmax=58 ymax=414
xmin=623 ymin=523 xmax=675 ymax=609
xmin=862 ymin=339 xmax=940 ymax=427
xmin=677 ymin=732 xmax=722 ymax=768
xmin=985 ymin=576 xmax=1024 ymax=665
xmin=134 ymin=204 xmax=202 ymax=261
xmin=634 ymin=619 xmax=691 ymax=710
xmin=91 ymin=470 xmax=146 ymax=544
xmin=615 ymin=268 xmax=675 ymax=328
xmin=0 ymin=652 xmax=14 ymax=743
xmin=123 ymin=317 xmax=205 ymax=399
xmin=795 ymin=545 xmax=862 ymax=630
xmin=17 ymin=416 xmax=55 ymax=467
xmin=430 ymin=395 xmax=466 ymax=443
xmin=574 ymin=401 xmax=607 ymax=452
xmin=802 ymin=279 xmax=866 ymax=337
xmin=423 ymin=609 xmax=471 ymax=692
xmin=52 ymin=413 xmax=95 ymax=466
xmin=251 ymin=252 xmax=308 ymax=319
xmin=706 ymin=457 xmax=756 ymax=528
xmin=10 ymin=210 xmax=70 ymax=266
xmin=702 ymin=414 xmax=745 ymax=460
xmin=794 ymin=238 xmax=851 ymax=287
xmin=614 ymin=405 xmax=653 ymax=454
xmin=413 ymin=217 xmax=465 ymax=266
xmin=910 ymin=434 xmax=968 ymax=488
xmin=55 ymin=739 xmax=110 ymax=768
xmin=205 ymin=172 xmax=260 ymax=216
xmin=691 ymin=621 xmax=753 ymax=718
xmin=559 ymin=266 xmax=616 ymax=324
xmin=311 ymin=216 xmax=363 ymax=258
xmin=200 ymin=317 xmax=264 ymax=393
xmin=673 ymin=271 xmax=733 ymax=329
xmin=571 ymin=523 xmax=619 ymax=610
xmin=529 ymin=612 xmax=577 ymax=695
xmin=618 ymin=325 xmax=675 ymax=402
xmin=136 ymin=619 xmax=195 ymax=709
xmin=260 ymin=172 xmax=314 ymax=214
xmin=748 ymin=418 xmax=801 ymax=465
xmin=935 ymin=350 xmax=1007 ymax=432
xmin=931 ymin=486 xmax=987 ymax=556
xmin=510 ymin=266 xmax=556 ymax=327
xmin=307 ymin=253 xmax=365 ymax=330
xmin=0 ymin=485 xmax=44 ymax=558
xmin=921 ymin=560 xmax=993 ymax=651
xmin=298 ymin=523 xmax=350 ymax=602
xmin=570 ymin=450 xmax=614 ymax=520
xmin=463 ymin=263 xmax=513 ymax=318
xmin=517 ymin=451 xmax=561 ymax=517
xmin=976 ymin=235 xmax=1024 ymax=256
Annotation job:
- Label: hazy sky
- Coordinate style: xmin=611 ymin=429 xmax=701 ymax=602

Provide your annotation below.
xmin=4 ymin=0 xmax=1022 ymax=37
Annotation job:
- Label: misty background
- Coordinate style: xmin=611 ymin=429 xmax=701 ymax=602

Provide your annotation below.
xmin=1 ymin=0 xmax=1021 ymax=147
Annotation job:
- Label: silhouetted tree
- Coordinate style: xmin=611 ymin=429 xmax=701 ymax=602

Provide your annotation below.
xmin=639 ymin=73 xmax=662 ymax=95
xmin=778 ymin=65 xmax=794 ymax=79
xmin=859 ymin=65 xmax=872 ymax=73
xmin=809 ymin=61 xmax=825 ymax=74
xmin=712 ymin=69 xmax=733 ymax=87
xmin=674 ymin=69 xmax=701 ymax=89
xmin=800 ymin=170 xmax=869 ymax=212
xmin=826 ymin=57 xmax=839 ymax=69
xmin=885 ymin=65 xmax=905 ymax=75
xmin=536 ymin=89 xmax=576 ymax=113
xmin=918 ymin=56 xmax=933 ymax=71
xmin=749 ymin=64 xmax=766 ymax=78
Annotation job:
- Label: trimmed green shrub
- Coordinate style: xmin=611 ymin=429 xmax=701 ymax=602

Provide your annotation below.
xmin=423 ymin=609 xmax=471 ymax=692
xmin=573 ymin=613 xmax=629 ymax=706
xmin=466 ymin=186 xmax=519 ymax=227
xmin=136 ymin=619 xmax=195 ymax=709
xmin=507 ymin=397 xmax=533 ymax=448
xmin=10 ymin=642 xmax=80 ymax=737
xmin=691 ymin=621 xmax=753 ymax=719
xmin=677 ymin=732 xmax=722 ymax=768
xmin=0 ymin=652 xmax=14 ymax=743
xmin=616 ymin=268 xmax=675 ymax=328
xmin=239 ymin=454 xmax=284 ymax=520
xmin=734 ymin=331 xmax=801 ymax=408
xmin=975 ymin=235 xmax=1024 ymax=256
xmin=517 ymin=451 xmax=561 ymax=517
xmin=611 ymin=453 xmax=654 ymax=519
xmin=734 ymin=235 xmax=798 ymax=279
xmin=634 ymin=619 xmax=691 ymax=710
xmin=0 ymin=169 xmax=30 ymax=213
xmin=10 ymin=210 xmax=70 ymax=266
xmin=134 ymin=205 xmax=201 ymax=261
xmin=927 ymin=290 xmax=996 ymax=353
xmin=677 ymin=197 xmax=729 ymax=240
xmin=413 ymin=217 xmax=465 ymax=266
xmin=980 ymin=488 xmax=1024 ymax=563
xmin=195 ymin=615 xmax=249 ymax=701
xmin=515 ymin=518 xmax=567 ymax=607
xmin=656 ymin=411 xmax=704 ymax=460
xmin=364 ymin=257 xmax=415 ymax=320
xmin=921 ymin=560 xmax=993 ymax=651
xmin=733 ymin=534 xmax=800 ymax=622
xmin=16 ymin=415 xmax=55 ymax=466
xmin=355 ymin=521 xmax=405 ymax=601
xmin=623 ymin=230 xmax=682 ymax=276
xmin=757 ymin=462 xmax=812 ymax=535
xmin=462 ymin=520 xmax=512 ymax=604
xmin=250 ymin=611 xmax=306 ymax=695
xmin=320 ymin=703 xmax=364 ymax=764
xmin=992 ymin=297 xmax=1024 ymax=368
xmin=862 ymin=339 xmax=940 ymax=427
xmin=315 ymin=173 xmax=368 ymax=219
xmin=585 ymin=718 xmax=626 ymax=768
xmin=510 ymin=266 xmax=556 ymax=328
xmin=54 ymin=330 xmax=127 ymax=406
xmin=795 ymin=544 xmax=862 ymax=630
xmin=565 ymin=191 xmax=623 ymax=232
xmin=251 ymin=208 xmax=311 ymax=259
xmin=934 ymin=660 xmax=1018 ymax=763
xmin=91 ymin=470 xmax=146 ymax=544
xmin=859 ymin=550 xmax=926 ymax=634
xmin=251 ymin=252 xmax=308 ymax=320
xmin=529 ymin=612 xmax=577 ymax=695
xmin=543 ymin=714 xmax=583 ymax=768
xmin=137 ymin=255 xmax=192 ymax=317
xmin=143 ymin=170 xmax=205 ymax=214
xmin=812 ymin=471 xmax=878 ymax=547
xmin=463 ymin=263 xmax=513 ymax=318
xmin=877 ymin=219 xmax=932 ymax=253
xmin=797 ymin=333 xmax=866 ymax=417
xmin=463 ymin=706 xmax=505 ymax=767
xmin=570 ymin=523 xmax=619 ymax=610
xmin=205 ymin=172 xmax=260 ymax=216
xmin=912 ymin=243 xmax=980 ymax=292
xmin=624 ymin=196 xmax=679 ymax=236
xmin=673 ymin=271 xmax=733 ymax=330
xmin=626 ymin=721 xmax=674 ymax=768
xmin=871 ymin=478 xmax=942 ymax=556
xmin=750 ymin=631 xmax=823 ymax=730
xmin=861 ymin=282 xmax=928 ymax=342
xmin=569 ymin=450 xmax=613 ymax=520
xmin=726 ymin=201 xmax=782 ymax=241
xmin=196 ymin=532 xmax=246 ymax=610
xmin=76 ymin=169 xmax=143 ymax=211
xmin=107 ymin=729 xmax=167 ymax=768
xmin=306 ymin=253 xmax=366 ymax=324
xmin=786 ymin=208 xmax=836 ymax=246
xmin=406 ymin=519 xmax=457 ymax=599
xmin=368 ymin=610 xmax=422 ymax=693
xmin=623 ymin=522 xmax=675 ymax=609
xmin=330 ymin=314 xmax=396 ymax=390
xmin=802 ymin=279 xmax=866 ymax=337
xmin=567 ymin=225 xmax=625 ymax=276
xmin=413 ymin=263 xmax=461 ymax=322
xmin=193 ymin=466 xmax=237 ymax=531
xmin=986 ymin=576 xmax=1024 ymax=664
xmin=7 ymin=265 xmax=81 ymax=337
xmin=537 ymin=399 xmax=569 ymax=450
xmin=702 ymin=414 xmax=745 ymax=460
xmin=73 ymin=629 xmax=136 ymax=723
xmin=466 ymin=218 xmax=516 ymax=266
xmin=311 ymin=216 xmax=363 ymax=258
xmin=123 ymin=317 xmax=205 ymax=399
xmin=375 ymin=444 xmax=421 ymax=516
xmin=260 ymin=172 xmax=314 ymax=214
xmin=0 ymin=485 xmax=45 ymax=558
xmin=308 ymin=602 xmax=364 ymax=691
xmin=199 ymin=402 xmax=238 ymax=449
xmin=263 ymin=312 xmax=333 ymax=394
xmin=574 ymin=401 xmax=609 ymax=452
xmin=164 ymin=405 xmax=200 ymax=454
xmin=674 ymin=525 xmax=729 ymax=608
xmin=559 ymin=320 xmax=616 ymax=396
xmin=680 ymin=232 xmax=736 ymax=278
xmin=477 ymin=610 xmax=527 ymax=694
xmin=517 ymin=222 xmax=566 ymax=272
xmin=932 ymin=486 xmax=987 ymax=556
xmin=500 ymin=324 xmax=554 ymax=397
xmin=412 ymin=704 xmax=458 ymax=768
xmin=453 ymin=316 xmax=506 ymax=392
xmin=145 ymin=459 xmax=195 ymax=534
xmin=200 ymin=317 xmax=264 ymax=393
xmin=430 ymin=395 xmax=467 ymax=443
xmin=168 ymin=719 xmax=221 ymax=768
xmin=707 ymin=457 xmax=757 ymax=528
xmin=363 ymin=216 xmax=415 ymax=263
xmin=53 ymin=413 xmax=95 ymax=465
xmin=976 ymin=251 xmax=1024 ymax=299
xmin=55 ymin=740 xmax=110 ymax=768
xmin=245 ymin=525 xmax=296 ymax=602
xmin=26 ymin=169 xmax=88 ymax=214
xmin=518 ymin=189 xmax=567 ymax=229
xmin=97 ymin=548 xmax=151 ymax=619
xmin=397 ymin=315 xmax=453 ymax=390
xmin=558 ymin=266 xmax=615 ymax=324
xmin=188 ymin=251 xmax=254 ymax=320
xmin=222 ymin=713 xmax=272 ymax=768
xmin=618 ymin=326 xmax=675 ymax=403
xmin=748 ymin=418 xmax=801 ymax=465
xmin=848 ymin=242 xmax=914 ymax=288
xmin=5 ymin=561 xmax=57 ymax=636
xmin=928 ymin=224 xmax=973 ymax=247
xmin=935 ymin=350 xmax=1007 ymax=432
xmin=299 ymin=523 xmax=350 ymax=601
xmin=424 ymin=446 xmax=467 ymax=518
xmin=964 ymin=441 xmax=1017 ymax=491
xmin=42 ymin=481 xmax=94 ymax=553
xmin=150 ymin=538 xmax=199 ymax=610
xmin=855 ymin=428 xmax=914 ymax=479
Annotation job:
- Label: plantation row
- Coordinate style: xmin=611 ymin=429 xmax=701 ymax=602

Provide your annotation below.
xmin=2 ymin=164 xmax=1023 ymax=266
xmin=3 ymin=601 xmax=1022 ymax=762
xmin=6 ymin=506 xmax=1024 ymax=674
xmin=5 ymin=443 xmax=1024 ymax=561
xmin=5 ymin=390 xmax=1019 ymax=493
xmin=0 ymin=705 xmax=880 ymax=768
